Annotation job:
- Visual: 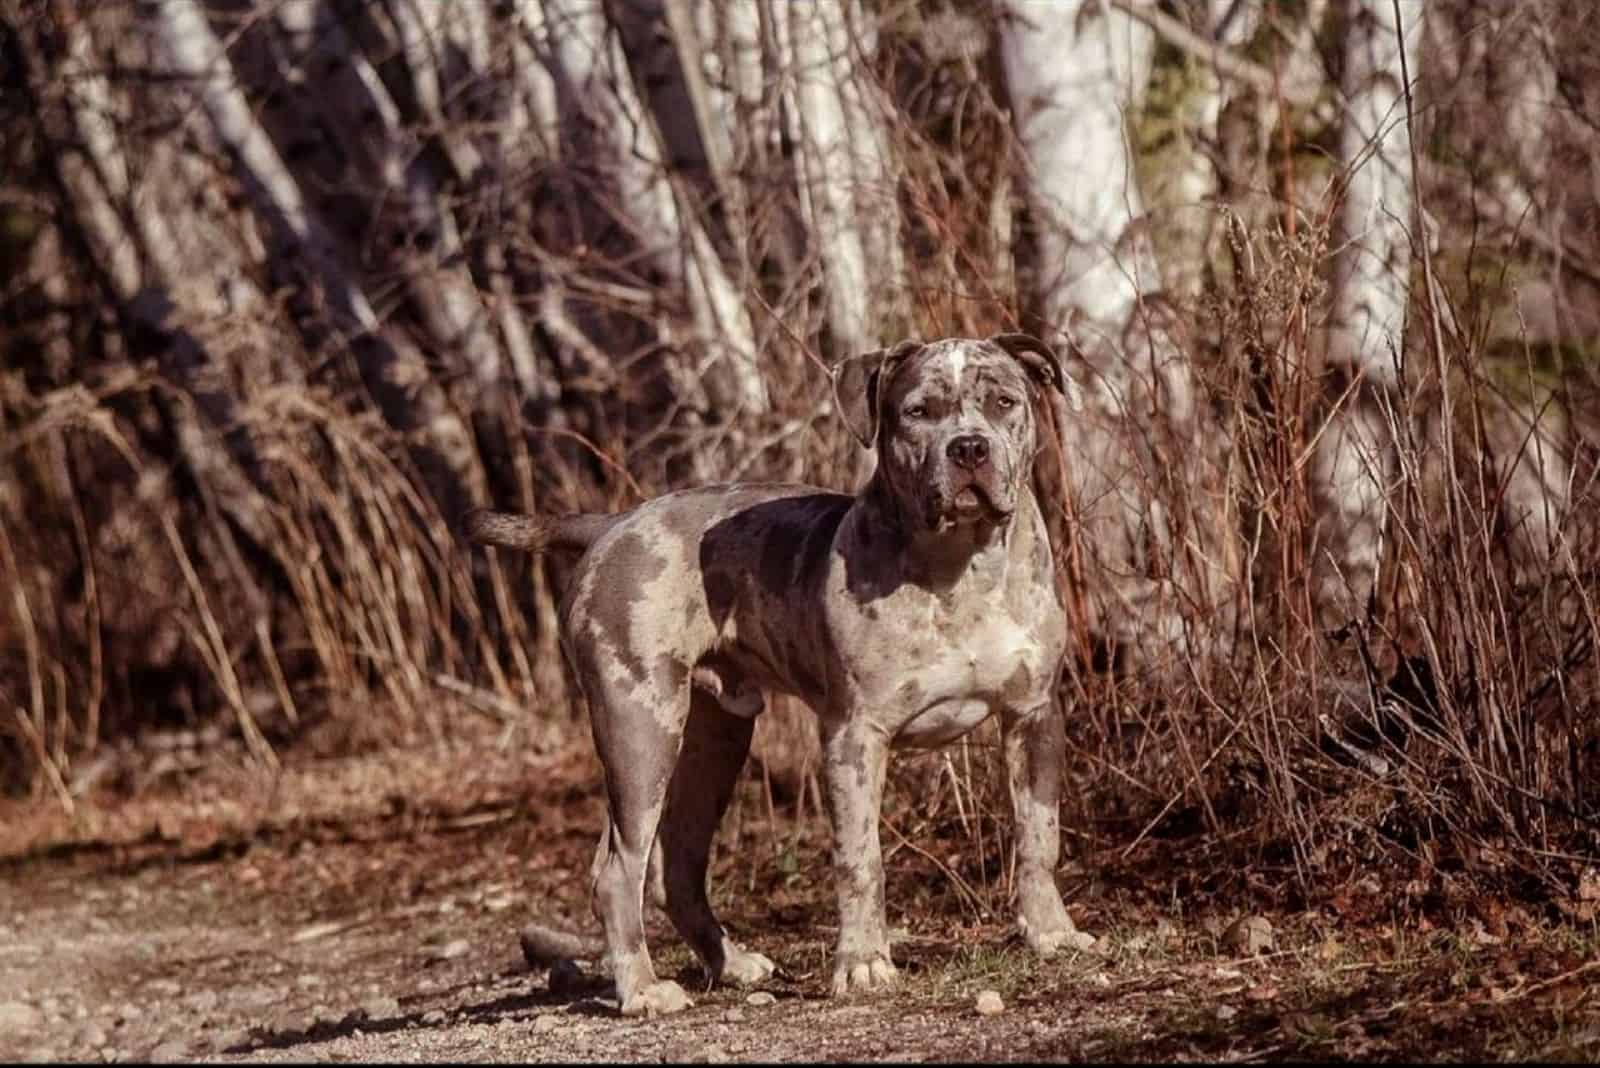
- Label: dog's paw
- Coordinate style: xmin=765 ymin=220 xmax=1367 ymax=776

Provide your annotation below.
xmin=619 ymin=979 xmax=693 ymax=1018
xmin=720 ymin=944 xmax=777 ymax=988
xmin=830 ymin=951 xmax=897 ymax=995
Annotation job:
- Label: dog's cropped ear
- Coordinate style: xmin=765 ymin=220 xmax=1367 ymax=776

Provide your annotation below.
xmin=834 ymin=339 xmax=923 ymax=447
xmin=990 ymin=332 xmax=1083 ymax=412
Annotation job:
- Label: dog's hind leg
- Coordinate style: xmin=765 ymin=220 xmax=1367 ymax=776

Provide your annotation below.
xmin=583 ymin=667 xmax=694 ymax=1017
xmin=660 ymin=687 xmax=776 ymax=989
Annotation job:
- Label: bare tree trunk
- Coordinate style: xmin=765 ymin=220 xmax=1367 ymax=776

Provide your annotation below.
xmin=541 ymin=0 xmax=768 ymax=431
xmin=149 ymin=0 xmax=484 ymax=515
xmin=13 ymin=6 xmax=279 ymax=552
xmin=1487 ymin=391 xmax=1574 ymax=581
xmin=776 ymin=0 xmax=871 ymax=361
xmin=1422 ymin=2 xmax=1572 ymax=574
xmin=1000 ymin=0 xmax=1234 ymax=663
xmin=267 ymin=0 xmax=513 ymax=400
xmin=776 ymin=0 xmax=904 ymax=355
xmin=1309 ymin=0 xmax=1419 ymax=622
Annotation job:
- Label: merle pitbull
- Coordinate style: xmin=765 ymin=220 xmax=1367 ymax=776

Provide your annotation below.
xmin=466 ymin=334 xmax=1079 ymax=1017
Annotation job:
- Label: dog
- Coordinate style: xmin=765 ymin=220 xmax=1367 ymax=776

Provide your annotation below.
xmin=466 ymin=334 xmax=1080 ymax=1016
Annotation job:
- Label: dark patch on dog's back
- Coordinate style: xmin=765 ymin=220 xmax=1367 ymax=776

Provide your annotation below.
xmin=756 ymin=495 xmax=851 ymax=594
xmin=699 ymin=494 xmax=850 ymax=596
xmin=796 ymin=497 xmax=851 ymax=588
xmin=696 ymin=493 xmax=849 ymax=702
xmin=703 ymin=570 xmax=737 ymax=628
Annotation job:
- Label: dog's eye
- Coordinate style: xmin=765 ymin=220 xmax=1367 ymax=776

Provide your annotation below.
xmin=903 ymin=403 xmax=928 ymax=420
xmin=995 ymin=395 xmax=1018 ymax=411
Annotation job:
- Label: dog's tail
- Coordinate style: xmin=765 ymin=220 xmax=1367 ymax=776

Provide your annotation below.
xmin=463 ymin=509 xmax=618 ymax=555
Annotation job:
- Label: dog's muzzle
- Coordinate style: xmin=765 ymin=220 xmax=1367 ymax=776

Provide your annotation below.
xmin=925 ymin=434 xmax=1013 ymax=529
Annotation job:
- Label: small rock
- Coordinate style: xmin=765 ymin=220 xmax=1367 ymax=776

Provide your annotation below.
xmin=360 ymin=995 xmax=400 ymax=1021
xmin=1065 ymin=929 xmax=1098 ymax=953
xmin=111 ymin=1003 xmax=141 ymax=1026
xmin=483 ymin=894 xmax=517 ymax=913
xmin=665 ymin=1043 xmax=727 ymax=1063
xmin=548 ymin=959 xmax=585 ymax=995
xmin=1216 ymin=1004 xmax=1238 ymax=1022
xmin=722 ymin=1007 xmax=745 ymax=1023
xmin=0 ymin=1001 xmax=44 ymax=1034
xmin=294 ymin=974 xmax=324 ymax=991
xmin=430 ymin=938 xmax=470 ymax=962
xmin=212 ymin=1027 xmax=249 ymax=1053
xmin=147 ymin=979 xmax=182 ymax=998
xmin=533 ymin=1014 xmax=561 ymax=1033
xmin=1221 ymin=915 xmax=1275 ymax=955
xmin=975 ymin=989 xmax=1004 ymax=1016
xmin=39 ymin=996 xmax=61 ymax=1019
xmin=183 ymin=989 xmax=220 ymax=1015
xmin=233 ymin=987 xmax=278 ymax=1011
xmin=147 ymin=1040 xmax=188 ymax=1064
xmin=20 ymin=1048 xmax=56 ymax=1064
xmin=1027 ymin=1019 xmax=1050 ymax=1036
xmin=744 ymin=992 xmax=777 ymax=1007
xmin=421 ymin=1009 xmax=446 ymax=1026
xmin=78 ymin=1023 xmax=109 ymax=1049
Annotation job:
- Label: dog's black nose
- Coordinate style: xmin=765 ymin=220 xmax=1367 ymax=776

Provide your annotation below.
xmin=946 ymin=434 xmax=990 ymax=470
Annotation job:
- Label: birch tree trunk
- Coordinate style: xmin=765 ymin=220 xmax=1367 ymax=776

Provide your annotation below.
xmin=150 ymin=0 xmax=486 ymax=516
xmin=777 ymin=1 xmax=872 ymax=361
xmin=1308 ymin=0 xmax=1419 ymax=622
xmin=541 ymin=0 xmax=768 ymax=434
xmin=1000 ymin=0 xmax=1234 ymax=663
xmin=1423 ymin=3 xmax=1573 ymax=577
xmin=266 ymin=0 xmax=512 ymax=401
xmin=12 ymin=6 xmax=280 ymax=552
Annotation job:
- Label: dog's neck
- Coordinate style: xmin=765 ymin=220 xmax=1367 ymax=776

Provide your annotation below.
xmin=859 ymin=475 xmax=1009 ymax=594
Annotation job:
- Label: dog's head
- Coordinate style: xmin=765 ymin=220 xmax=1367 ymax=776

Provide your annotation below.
xmin=838 ymin=334 xmax=1072 ymax=533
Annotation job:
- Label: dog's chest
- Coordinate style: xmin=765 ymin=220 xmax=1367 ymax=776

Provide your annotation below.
xmin=884 ymin=598 xmax=1049 ymax=747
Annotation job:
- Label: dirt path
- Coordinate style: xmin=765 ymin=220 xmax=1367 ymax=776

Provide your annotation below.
xmin=2 ymin=737 xmax=1596 ymax=1062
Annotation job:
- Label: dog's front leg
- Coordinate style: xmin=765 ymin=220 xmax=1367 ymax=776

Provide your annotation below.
xmin=820 ymin=719 xmax=896 ymax=994
xmin=1002 ymin=701 xmax=1081 ymax=955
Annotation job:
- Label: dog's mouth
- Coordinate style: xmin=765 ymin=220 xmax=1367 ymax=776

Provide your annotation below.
xmin=927 ymin=482 xmax=1011 ymax=530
